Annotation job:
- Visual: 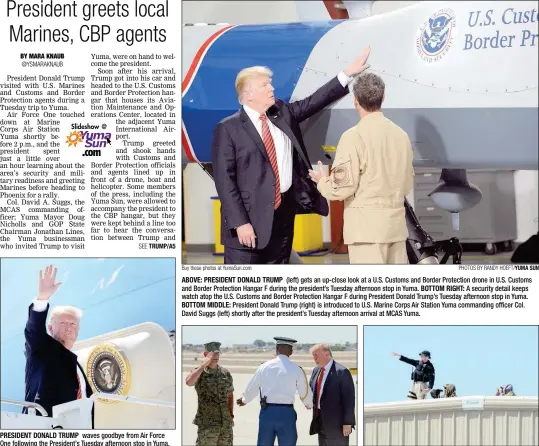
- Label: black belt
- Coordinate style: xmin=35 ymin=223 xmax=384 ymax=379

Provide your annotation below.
xmin=281 ymin=188 xmax=293 ymax=198
xmin=266 ymin=403 xmax=293 ymax=407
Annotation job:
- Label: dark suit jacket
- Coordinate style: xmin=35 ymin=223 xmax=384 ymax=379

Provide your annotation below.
xmin=309 ymin=361 xmax=356 ymax=436
xmin=511 ymin=232 xmax=539 ymax=263
xmin=24 ymin=303 xmax=94 ymax=426
xmin=211 ymin=76 xmax=349 ymax=250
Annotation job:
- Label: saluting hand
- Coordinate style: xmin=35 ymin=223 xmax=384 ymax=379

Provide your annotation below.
xmin=201 ymin=352 xmax=214 ymax=368
xmin=37 ymin=265 xmax=62 ymax=301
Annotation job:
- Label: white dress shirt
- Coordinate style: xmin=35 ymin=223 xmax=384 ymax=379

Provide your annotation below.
xmin=316 ymin=359 xmax=334 ymax=409
xmin=242 ymin=71 xmax=352 ymax=193
xmin=242 ymin=354 xmax=313 ymax=408
xmin=32 ymin=299 xmax=87 ymax=399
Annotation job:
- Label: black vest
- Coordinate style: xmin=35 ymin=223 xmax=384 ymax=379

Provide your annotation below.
xmin=412 ymin=360 xmax=433 ymax=382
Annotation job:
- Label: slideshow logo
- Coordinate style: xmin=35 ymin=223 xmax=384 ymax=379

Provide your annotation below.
xmin=65 ymin=128 xmax=111 ymax=156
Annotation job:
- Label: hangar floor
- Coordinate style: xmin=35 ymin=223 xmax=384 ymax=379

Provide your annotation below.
xmin=182 ymin=246 xmax=515 ymax=265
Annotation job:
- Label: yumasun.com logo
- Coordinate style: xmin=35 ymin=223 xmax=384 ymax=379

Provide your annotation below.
xmin=65 ymin=124 xmax=111 ymax=156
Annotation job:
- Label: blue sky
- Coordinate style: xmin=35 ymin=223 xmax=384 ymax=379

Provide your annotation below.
xmin=364 ymin=325 xmax=538 ymax=404
xmin=0 ymin=258 xmax=175 ymax=407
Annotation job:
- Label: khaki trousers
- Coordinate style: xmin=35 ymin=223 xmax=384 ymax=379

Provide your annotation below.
xmin=408 ymin=381 xmax=428 ymax=400
xmin=348 ymin=241 xmax=408 ymax=264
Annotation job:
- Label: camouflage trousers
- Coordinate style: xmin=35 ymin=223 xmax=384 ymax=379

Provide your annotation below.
xmin=196 ymin=424 xmax=233 ymax=446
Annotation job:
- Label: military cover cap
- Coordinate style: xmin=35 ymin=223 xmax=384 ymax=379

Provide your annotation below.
xmin=274 ymin=337 xmax=297 ymax=346
xmin=204 ymin=341 xmax=221 ymax=352
xmin=419 ymin=350 xmax=431 ymax=357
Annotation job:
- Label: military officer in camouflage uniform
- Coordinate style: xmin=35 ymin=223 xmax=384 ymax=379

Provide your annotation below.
xmin=186 ymin=341 xmax=234 ymax=445
xmin=496 ymin=384 xmax=516 ymax=396
xmin=431 ymin=384 xmax=457 ymax=399
xmin=443 ymin=384 xmax=457 ymax=397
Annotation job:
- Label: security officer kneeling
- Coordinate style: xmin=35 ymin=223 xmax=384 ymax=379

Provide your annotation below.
xmin=237 ymin=337 xmax=313 ymax=445
xmin=392 ymin=350 xmax=435 ymax=400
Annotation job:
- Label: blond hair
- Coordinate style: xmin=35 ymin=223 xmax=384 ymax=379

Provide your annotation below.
xmin=235 ymin=66 xmax=272 ymax=104
xmin=50 ymin=305 xmax=83 ymax=324
xmin=310 ymin=343 xmax=333 ymax=357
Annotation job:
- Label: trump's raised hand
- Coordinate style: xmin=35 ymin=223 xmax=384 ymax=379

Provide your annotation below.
xmin=343 ymin=46 xmax=371 ymax=77
xmin=37 ymin=265 xmax=62 ymax=301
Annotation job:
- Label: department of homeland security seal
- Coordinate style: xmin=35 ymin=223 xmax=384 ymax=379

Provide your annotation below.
xmin=416 ymin=9 xmax=457 ymax=62
xmin=86 ymin=343 xmax=131 ymax=404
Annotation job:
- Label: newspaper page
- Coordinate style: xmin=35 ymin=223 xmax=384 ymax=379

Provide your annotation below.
xmin=0 ymin=0 xmax=178 ymax=258
xmin=179 ymin=1 xmax=539 ymax=446
xmin=0 ymin=0 xmax=179 ymax=445
xmin=1 ymin=1 xmax=538 ymax=446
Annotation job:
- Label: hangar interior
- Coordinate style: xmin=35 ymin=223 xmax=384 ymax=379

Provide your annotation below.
xmin=181 ymin=1 xmax=538 ymax=265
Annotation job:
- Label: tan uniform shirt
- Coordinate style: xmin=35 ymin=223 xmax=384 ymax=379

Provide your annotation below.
xmin=317 ymin=112 xmax=414 ymax=244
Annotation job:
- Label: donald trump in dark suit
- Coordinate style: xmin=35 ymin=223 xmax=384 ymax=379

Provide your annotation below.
xmin=309 ymin=344 xmax=355 ymax=446
xmin=24 ymin=265 xmax=93 ymax=423
xmin=211 ymin=47 xmax=371 ymax=264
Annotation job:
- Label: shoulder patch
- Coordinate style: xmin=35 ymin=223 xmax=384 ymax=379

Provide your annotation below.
xmin=332 ymin=160 xmax=353 ymax=188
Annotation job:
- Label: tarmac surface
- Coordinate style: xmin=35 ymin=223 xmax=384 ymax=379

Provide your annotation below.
xmin=182 ymin=350 xmax=358 ymax=446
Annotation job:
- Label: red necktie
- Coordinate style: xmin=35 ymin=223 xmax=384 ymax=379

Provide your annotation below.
xmin=315 ymin=367 xmax=325 ymax=414
xmin=259 ymin=114 xmax=281 ymax=209
xmin=76 ymin=372 xmax=82 ymax=399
